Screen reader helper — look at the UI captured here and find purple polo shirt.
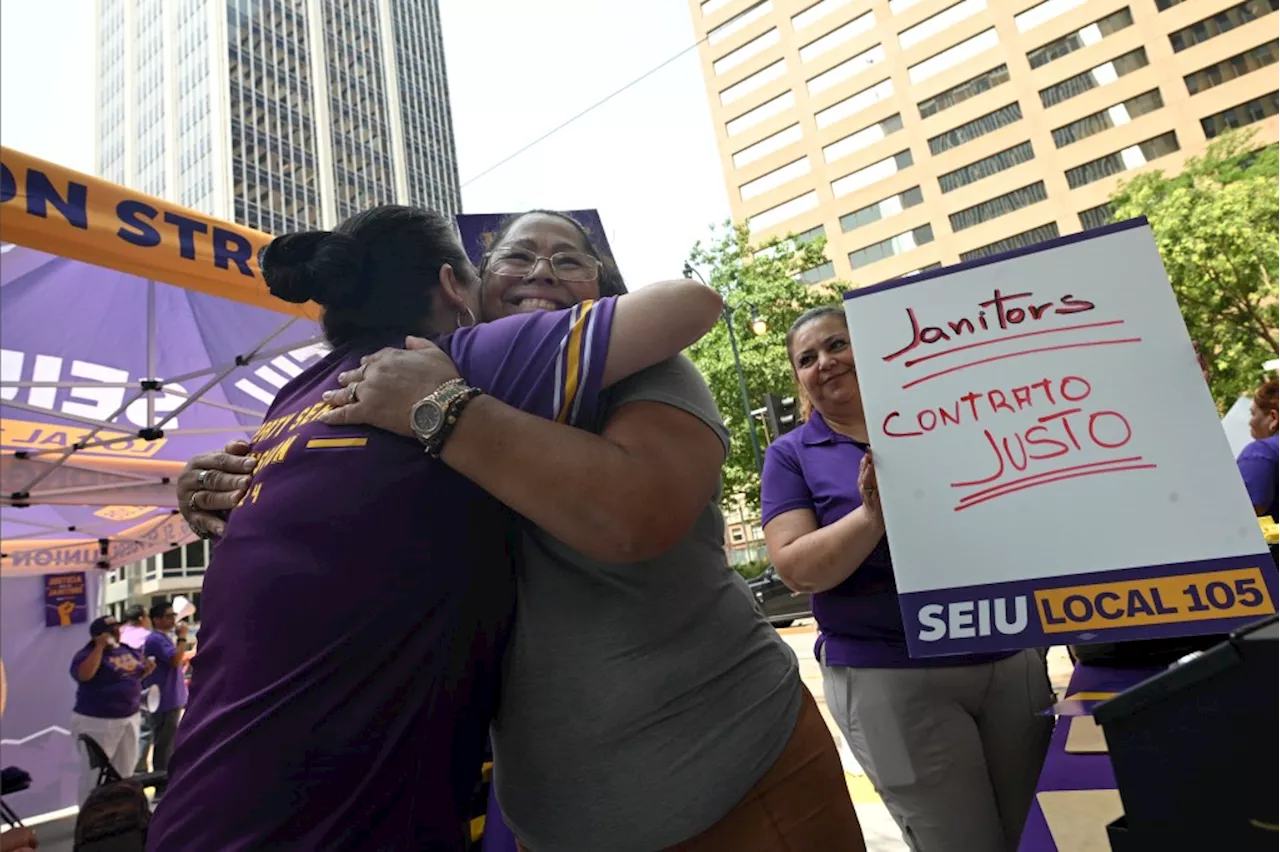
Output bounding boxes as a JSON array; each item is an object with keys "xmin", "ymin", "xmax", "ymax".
[
  {"xmin": 1237, "ymin": 435, "xmax": 1278, "ymax": 522},
  {"xmin": 761, "ymin": 412, "xmax": 1014, "ymax": 668},
  {"xmin": 148, "ymin": 300, "xmax": 615, "ymax": 852},
  {"xmin": 69, "ymin": 644, "xmax": 146, "ymax": 719},
  {"xmin": 142, "ymin": 631, "xmax": 188, "ymax": 713}
]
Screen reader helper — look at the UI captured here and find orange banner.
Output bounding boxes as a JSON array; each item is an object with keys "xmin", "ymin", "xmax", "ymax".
[{"xmin": 0, "ymin": 146, "xmax": 315, "ymax": 318}]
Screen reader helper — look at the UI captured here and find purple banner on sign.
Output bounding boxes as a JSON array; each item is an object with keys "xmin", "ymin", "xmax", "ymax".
[
  {"xmin": 455, "ymin": 210, "xmax": 614, "ymax": 267},
  {"xmin": 43, "ymin": 572, "xmax": 87, "ymax": 627},
  {"xmin": 900, "ymin": 552, "xmax": 1277, "ymax": 657}
]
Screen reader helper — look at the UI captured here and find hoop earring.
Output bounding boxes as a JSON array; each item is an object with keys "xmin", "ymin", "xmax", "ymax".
[{"xmin": 456, "ymin": 305, "xmax": 477, "ymax": 328}]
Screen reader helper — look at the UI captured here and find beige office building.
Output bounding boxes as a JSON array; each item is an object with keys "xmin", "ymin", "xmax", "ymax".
[{"xmin": 689, "ymin": 0, "xmax": 1279, "ymax": 284}]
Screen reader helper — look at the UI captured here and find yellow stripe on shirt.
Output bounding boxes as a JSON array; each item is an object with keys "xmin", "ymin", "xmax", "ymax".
[
  {"xmin": 556, "ymin": 299, "xmax": 596, "ymax": 423},
  {"xmin": 305, "ymin": 437, "xmax": 369, "ymax": 449}
]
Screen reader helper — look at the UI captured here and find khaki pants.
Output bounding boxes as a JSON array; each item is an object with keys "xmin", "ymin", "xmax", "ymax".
[
  {"xmin": 70, "ymin": 711, "xmax": 141, "ymax": 804},
  {"xmin": 821, "ymin": 648, "xmax": 1054, "ymax": 852},
  {"xmin": 516, "ymin": 688, "xmax": 865, "ymax": 852}
]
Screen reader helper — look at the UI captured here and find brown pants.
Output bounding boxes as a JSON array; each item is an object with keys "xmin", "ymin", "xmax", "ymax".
[{"xmin": 516, "ymin": 687, "xmax": 865, "ymax": 852}]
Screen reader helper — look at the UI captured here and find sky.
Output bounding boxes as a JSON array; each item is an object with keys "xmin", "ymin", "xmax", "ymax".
[{"xmin": 0, "ymin": 0, "xmax": 731, "ymax": 288}]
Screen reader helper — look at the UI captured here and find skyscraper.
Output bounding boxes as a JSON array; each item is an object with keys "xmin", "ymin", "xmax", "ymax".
[
  {"xmin": 689, "ymin": 0, "xmax": 1279, "ymax": 283},
  {"xmin": 94, "ymin": 0, "xmax": 460, "ymax": 234}
]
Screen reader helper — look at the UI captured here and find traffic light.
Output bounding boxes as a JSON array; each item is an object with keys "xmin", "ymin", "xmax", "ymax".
[{"xmin": 763, "ymin": 393, "xmax": 799, "ymax": 439}]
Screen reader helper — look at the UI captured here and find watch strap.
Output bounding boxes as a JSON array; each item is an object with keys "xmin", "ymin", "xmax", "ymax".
[{"xmin": 424, "ymin": 386, "xmax": 483, "ymax": 458}]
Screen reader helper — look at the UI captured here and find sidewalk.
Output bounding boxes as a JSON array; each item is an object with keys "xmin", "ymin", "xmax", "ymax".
[{"xmin": 777, "ymin": 623, "xmax": 1076, "ymax": 852}]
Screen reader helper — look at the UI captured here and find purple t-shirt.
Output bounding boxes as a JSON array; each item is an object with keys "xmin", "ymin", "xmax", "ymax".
[
  {"xmin": 69, "ymin": 644, "xmax": 146, "ymax": 718},
  {"xmin": 142, "ymin": 631, "xmax": 188, "ymax": 713},
  {"xmin": 148, "ymin": 300, "xmax": 615, "ymax": 852},
  {"xmin": 1237, "ymin": 435, "xmax": 1278, "ymax": 522},
  {"xmin": 761, "ymin": 412, "xmax": 1014, "ymax": 669}
]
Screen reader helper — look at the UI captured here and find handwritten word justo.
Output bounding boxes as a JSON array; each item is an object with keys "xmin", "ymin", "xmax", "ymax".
[
  {"xmin": 954, "ymin": 407, "xmax": 1136, "ymax": 490},
  {"xmin": 882, "ymin": 375, "xmax": 1092, "ymax": 438},
  {"xmin": 885, "ymin": 290, "xmax": 1095, "ymax": 363}
]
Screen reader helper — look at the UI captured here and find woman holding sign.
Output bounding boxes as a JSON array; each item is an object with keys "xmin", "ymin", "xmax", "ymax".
[{"xmin": 761, "ymin": 306, "xmax": 1053, "ymax": 852}]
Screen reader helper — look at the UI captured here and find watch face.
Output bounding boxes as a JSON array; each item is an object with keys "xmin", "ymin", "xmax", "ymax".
[{"xmin": 412, "ymin": 401, "xmax": 445, "ymax": 437}]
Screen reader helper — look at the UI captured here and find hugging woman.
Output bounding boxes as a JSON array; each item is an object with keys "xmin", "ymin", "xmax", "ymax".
[{"xmin": 176, "ymin": 210, "xmax": 866, "ymax": 851}]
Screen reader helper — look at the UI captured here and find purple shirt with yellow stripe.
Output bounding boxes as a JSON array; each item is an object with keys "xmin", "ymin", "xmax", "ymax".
[{"xmin": 148, "ymin": 300, "xmax": 616, "ymax": 852}]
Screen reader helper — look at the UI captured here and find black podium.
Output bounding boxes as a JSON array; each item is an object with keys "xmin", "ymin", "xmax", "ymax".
[{"xmin": 1094, "ymin": 615, "xmax": 1278, "ymax": 851}]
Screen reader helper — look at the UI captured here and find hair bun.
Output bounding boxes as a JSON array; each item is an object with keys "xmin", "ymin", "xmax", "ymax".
[{"xmin": 261, "ymin": 231, "xmax": 365, "ymax": 307}]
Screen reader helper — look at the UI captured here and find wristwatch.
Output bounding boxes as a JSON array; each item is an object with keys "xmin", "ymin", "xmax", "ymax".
[{"xmin": 410, "ymin": 379, "xmax": 483, "ymax": 457}]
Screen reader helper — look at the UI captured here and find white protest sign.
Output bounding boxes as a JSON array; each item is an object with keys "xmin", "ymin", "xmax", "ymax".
[{"xmin": 844, "ymin": 220, "xmax": 1275, "ymax": 658}]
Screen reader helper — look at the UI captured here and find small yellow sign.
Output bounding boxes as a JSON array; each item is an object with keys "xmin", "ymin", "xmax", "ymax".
[{"xmin": 0, "ymin": 417, "xmax": 166, "ymax": 458}]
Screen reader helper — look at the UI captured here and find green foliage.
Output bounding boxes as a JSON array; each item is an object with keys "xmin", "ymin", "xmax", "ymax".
[
  {"xmin": 685, "ymin": 221, "xmax": 843, "ymax": 506},
  {"xmin": 1109, "ymin": 130, "xmax": 1279, "ymax": 411},
  {"xmin": 732, "ymin": 558, "xmax": 771, "ymax": 582}
]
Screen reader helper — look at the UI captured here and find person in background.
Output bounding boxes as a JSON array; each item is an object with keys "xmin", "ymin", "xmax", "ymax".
[
  {"xmin": 141, "ymin": 601, "xmax": 190, "ymax": 799},
  {"xmin": 118, "ymin": 606, "xmax": 150, "ymax": 651},
  {"xmin": 761, "ymin": 306, "xmax": 1053, "ymax": 852},
  {"xmin": 118, "ymin": 605, "xmax": 154, "ymax": 774},
  {"xmin": 69, "ymin": 616, "xmax": 155, "ymax": 803},
  {"xmin": 1237, "ymin": 376, "xmax": 1278, "ymax": 522}
]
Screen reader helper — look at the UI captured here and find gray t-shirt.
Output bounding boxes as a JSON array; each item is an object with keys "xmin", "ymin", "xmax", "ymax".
[{"xmin": 492, "ymin": 356, "xmax": 803, "ymax": 851}]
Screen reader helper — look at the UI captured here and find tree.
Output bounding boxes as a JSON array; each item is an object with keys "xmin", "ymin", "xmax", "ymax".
[
  {"xmin": 1109, "ymin": 130, "xmax": 1278, "ymax": 411},
  {"xmin": 684, "ymin": 221, "xmax": 841, "ymax": 506}
]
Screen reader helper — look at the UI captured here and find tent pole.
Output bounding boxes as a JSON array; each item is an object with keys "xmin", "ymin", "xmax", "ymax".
[
  {"xmin": 10, "ymin": 389, "xmax": 149, "ymax": 496},
  {"xmin": 146, "ymin": 280, "xmax": 156, "ymax": 429}
]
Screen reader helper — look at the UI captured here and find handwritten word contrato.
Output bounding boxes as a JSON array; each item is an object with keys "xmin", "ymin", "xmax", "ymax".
[
  {"xmin": 884, "ymin": 290, "xmax": 1096, "ymax": 364},
  {"xmin": 883, "ymin": 375, "xmax": 1093, "ymax": 438}
]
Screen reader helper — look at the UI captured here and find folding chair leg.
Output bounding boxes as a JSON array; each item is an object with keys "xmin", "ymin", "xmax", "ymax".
[{"xmin": 0, "ymin": 798, "xmax": 24, "ymax": 829}]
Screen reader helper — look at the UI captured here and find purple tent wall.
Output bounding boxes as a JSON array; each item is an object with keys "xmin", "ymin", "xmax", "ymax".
[{"xmin": 0, "ymin": 572, "xmax": 102, "ymax": 818}]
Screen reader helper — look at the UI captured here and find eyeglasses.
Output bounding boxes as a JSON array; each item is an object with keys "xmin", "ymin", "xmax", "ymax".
[{"xmin": 486, "ymin": 249, "xmax": 601, "ymax": 283}]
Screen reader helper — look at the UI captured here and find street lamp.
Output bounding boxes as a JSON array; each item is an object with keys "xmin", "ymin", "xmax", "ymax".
[{"xmin": 683, "ymin": 262, "xmax": 767, "ymax": 472}]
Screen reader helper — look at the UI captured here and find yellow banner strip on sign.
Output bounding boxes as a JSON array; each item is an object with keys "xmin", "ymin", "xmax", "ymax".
[{"xmin": 1035, "ymin": 567, "xmax": 1275, "ymax": 634}]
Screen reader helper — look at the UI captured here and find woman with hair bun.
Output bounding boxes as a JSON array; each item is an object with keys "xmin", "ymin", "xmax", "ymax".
[{"xmin": 147, "ymin": 205, "xmax": 722, "ymax": 851}]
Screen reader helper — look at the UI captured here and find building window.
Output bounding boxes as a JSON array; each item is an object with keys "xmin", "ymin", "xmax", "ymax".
[
  {"xmin": 728, "ymin": 525, "xmax": 748, "ymax": 544},
  {"xmin": 1064, "ymin": 131, "xmax": 1181, "ymax": 188},
  {"xmin": 1155, "ymin": 0, "xmax": 1185, "ymax": 9},
  {"xmin": 1039, "ymin": 48, "xmax": 1149, "ymax": 108},
  {"xmin": 733, "ymin": 123, "xmax": 803, "ymax": 167},
  {"xmin": 1185, "ymin": 41, "xmax": 1279, "ymax": 95},
  {"xmin": 949, "ymin": 181, "xmax": 1048, "ymax": 231},
  {"xmin": 938, "ymin": 141, "xmax": 1035, "ymax": 193},
  {"xmin": 1170, "ymin": 0, "xmax": 1278, "ymax": 53},
  {"xmin": 162, "ymin": 549, "xmax": 183, "ymax": 578},
  {"xmin": 815, "ymin": 78, "xmax": 894, "ymax": 129},
  {"xmin": 823, "ymin": 113, "xmax": 904, "ymax": 164},
  {"xmin": 793, "ymin": 0, "xmax": 855, "ymax": 30},
  {"xmin": 841, "ymin": 185, "xmax": 925, "ymax": 232},
  {"xmin": 721, "ymin": 59, "xmax": 787, "ymax": 106},
  {"xmin": 714, "ymin": 28, "xmax": 781, "ymax": 76},
  {"xmin": 807, "ymin": 44, "xmax": 885, "ymax": 95},
  {"xmin": 909, "ymin": 28, "xmax": 1000, "ymax": 85},
  {"xmin": 796, "ymin": 224, "xmax": 826, "ymax": 244},
  {"xmin": 749, "ymin": 190, "xmax": 820, "ymax": 232},
  {"xmin": 727, "ymin": 91, "xmax": 795, "ymax": 136},
  {"xmin": 1051, "ymin": 89, "xmax": 1164, "ymax": 148},
  {"xmin": 1026, "ymin": 7, "xmax": 1134, "ymax": 69},
  {"xmin": 831, "ymin": 149, "xmax": 914, "ymax": 198},
  {"xmin": 899, "ymin": 0, "xmax": 988, "ymax": 51},
  {"xmin": 1201, "ymin": 92, "xmax": 1280, "ymax": 138},
  {"xmin": 928, "ymin": 102, "xmax": 1023, "ymax": 155},
  {"xmin": 849, "ymin": 224, "xmax": 935, "ymax": 269},
  {"xmin": 901, "ymin": 262, "xmax": 944, "ymax": 276},
  {"xmin": 798, "ymin": 261, "xmax": 836, "ymax": 283},
  {"xmin": 960, "ymin": 223, "xmax": 1061, "ymax": 261},
  {"xmin": 800, "ymin": 12, "xmax": 877, "ymax": 63},
  {"xmin": 709, "ymin": 1, "xmax": 774, "ymax": 45},
  {"xmin": 702, "ymin": 0, "xmax": 733, "ymax": 15},
  {"xmin": 1015, "ymin": 0, "xmax": 1087, "ymax": 32},
  {"xmin": 918, "ymin": 64, "xmax": 1010, "ymax": 119},
  {"xmin": 741, "ymin": 157, "xmax": 812, "ymax": 200},
  {"xmin": 1078, "ymin": 202, "xmax": 1115, "ymax": 230}
]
